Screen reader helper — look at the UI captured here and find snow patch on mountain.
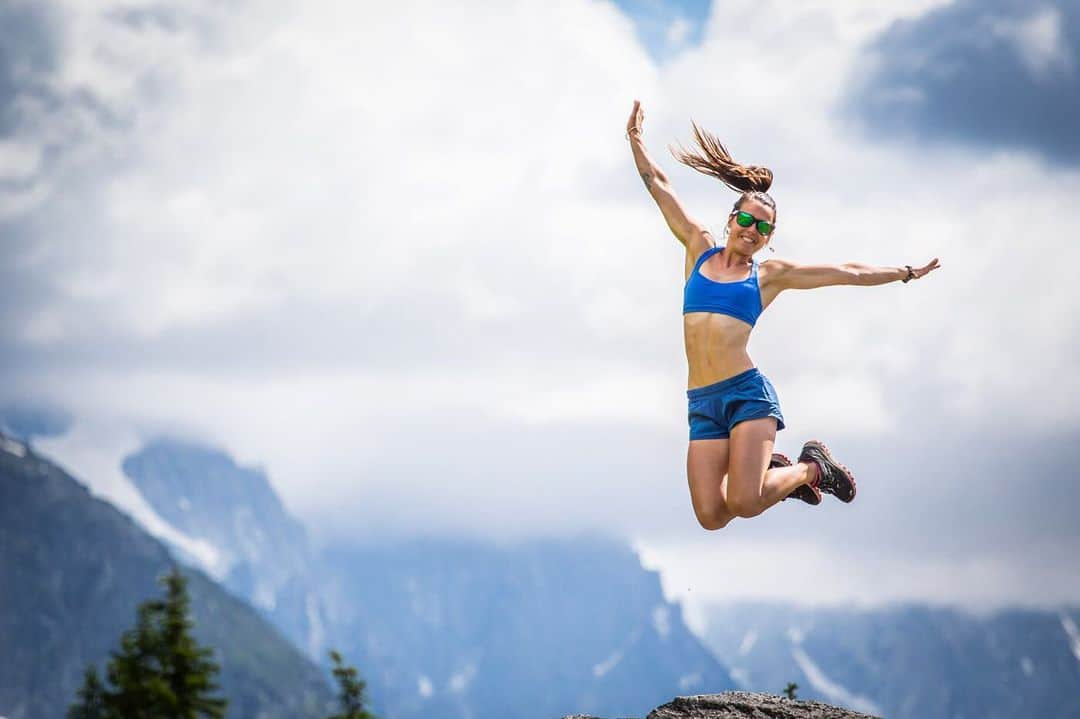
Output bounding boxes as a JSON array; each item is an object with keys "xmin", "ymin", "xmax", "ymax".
[
  {"xmin": 677, "ymin": 672, "xmax": 701, "ymax": 690},
  {"xmin": 447, "ymin": 662, "xmax": 477, "ymax": 693},
  {"xmin": 234, "ymin": 506, "xmax": 266, "ymax": 563},
  {"xmin": 652, "ymin": 605, "xmax": 671, "ymax": 639},
  {"xmin": 32, "ymin": 424, "xmax": 236, "ymax": 581},
  {"xmin": 593, "ymin": 648, "xmax": 624, "ymax": 678},
  {"xmin": 254, "ymin": 580, "xmax": 277, "ymax": 611},
  {"xmin": 738, "ymin": 628, "xmax": 758, "ymax": 655},
  {"xmin": 1061, "ymin": 613, "xmax": 1080, "ymax": 664},
  {"xmin": 306, "ymin": 592, "xmax": 325, "ymax": 660},
  {"xmin": 791, "ymin": 646, "xmax": 883, "ymax": 717},
  {"xmin": 593, "ymin": 626, "xmax": 644, "ymax": 678},
  {"xmin": 160, "ymin": 524, "xmax": 230, "ymax": 580},
  {"xmin": 0, "ymin": 435, "xmax": 27, "ymax": 457}
]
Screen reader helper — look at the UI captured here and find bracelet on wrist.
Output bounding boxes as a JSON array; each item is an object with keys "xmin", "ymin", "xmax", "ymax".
[{"xmin": 901, "ymin": 265, "xmax": 914, "ymax": 283}]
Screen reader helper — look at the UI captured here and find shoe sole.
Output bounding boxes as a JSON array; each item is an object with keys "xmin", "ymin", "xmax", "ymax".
[
  {"xmin": 802, "ymin": 440, "xmax": 856, "ymax": 503},
  {"xmin": 771, "ymin": 452, "xmax": 791, "ymax": 468},
  {"xmin": 772, "ymin": 452, "xmax": 822, "ymax": 506}
]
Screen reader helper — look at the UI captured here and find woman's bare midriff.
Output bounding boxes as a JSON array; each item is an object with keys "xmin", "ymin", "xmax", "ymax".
[{"xmin": 683, "ymin": 312, "xmax": 755, "ymax": 389}]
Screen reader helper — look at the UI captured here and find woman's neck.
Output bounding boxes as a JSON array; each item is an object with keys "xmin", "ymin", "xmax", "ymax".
[{"xmin": 720, "ymin": 245, "xmax": 753, "ymax": 268}]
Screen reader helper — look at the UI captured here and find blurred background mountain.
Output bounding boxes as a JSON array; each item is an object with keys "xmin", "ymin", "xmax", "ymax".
[
  {"xmin": 0, "ymin": 429, "xmax": 334, "ymax": 719},
  {"xmin": 2, "ymin": 427, "xmax": 1078, "ymax": 718}
]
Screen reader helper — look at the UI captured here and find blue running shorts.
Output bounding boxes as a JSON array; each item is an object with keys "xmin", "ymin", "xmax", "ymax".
[{"xmin": 687, "ymin": 367, "xmax": 786, "ymax": 440}]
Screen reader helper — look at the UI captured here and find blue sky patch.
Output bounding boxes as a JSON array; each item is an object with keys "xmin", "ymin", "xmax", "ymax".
[{"xmin": 611, "ymin": 0, "xmax": 711, "ymax": 63}]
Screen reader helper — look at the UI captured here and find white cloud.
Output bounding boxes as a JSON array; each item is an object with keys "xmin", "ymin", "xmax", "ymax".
[
  {"xmin": 665, "ymin": 16, "xmax": 692, "ymax": 47},
  {"xmin": 4, "ymin": 0, "xmax": 1080, "ymax": 609},
  {"xmin": 32, "ymin": 419, "xmax": 232, "ymax": 579},
  {"xmin": 633, "ymin": 533, "xmax": 1080, "ymax": 637},
  {"xmin": 0, "ymin": 139, "xmax": 42, "ymax": 180},
  {"xmin": 994, "ymin": 5, "xmax": 1074, "ymax": 80}
]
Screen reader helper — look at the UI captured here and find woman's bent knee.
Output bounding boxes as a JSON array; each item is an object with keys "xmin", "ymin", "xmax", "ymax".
[
  {"xmin": 695, "ymin": 506, "xmax": 733, "ymax": 530},
  {"xmin": 698, "ymin": 516, "xmax": 731, "ymax": 531},
  {"xmin": 726, "ymin": 496, "xmax": 762, "ymax": 519}
]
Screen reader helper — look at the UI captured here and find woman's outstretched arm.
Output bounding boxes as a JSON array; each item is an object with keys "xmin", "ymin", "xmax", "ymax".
[
  {"xmin": 626, "ymin": 100, "xmax": 708, "ymax": 249},
  {"xmin": 766, "ymin": 257, "xmax": 941, "ymax": 290}
]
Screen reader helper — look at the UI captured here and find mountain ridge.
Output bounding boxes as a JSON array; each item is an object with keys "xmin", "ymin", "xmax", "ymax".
[
  {"xmin": 0, "ymin": 429, "xmax": 336, "ymax": 719},
  {"xmin": 116, "ymin": 435, "xmax": 739, "ymax": 719}
]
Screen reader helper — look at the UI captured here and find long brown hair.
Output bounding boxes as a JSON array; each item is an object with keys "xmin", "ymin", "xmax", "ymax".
[{"xmin": 668, "ymin": 119, "xmax": 777, "ymax": 223}]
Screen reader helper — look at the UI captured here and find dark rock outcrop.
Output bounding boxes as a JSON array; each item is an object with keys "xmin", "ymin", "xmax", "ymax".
[{"xmin": 562, "ymin": 691, "xmax": 882, "ymax": 719}]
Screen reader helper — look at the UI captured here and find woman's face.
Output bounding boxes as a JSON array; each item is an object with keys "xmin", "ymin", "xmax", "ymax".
[{"xmin": 726, "ymin": 197, "xmax": 776, "ymax": 254}]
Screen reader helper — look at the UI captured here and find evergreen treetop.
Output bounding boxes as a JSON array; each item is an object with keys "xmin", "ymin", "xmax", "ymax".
[
  {"xmin": 68, "ymin": 566, "xmax": 227, "ymax": 719},
  {"xmin": 328, "ymin": 649, "xmax": 376, "ymax": 719}
]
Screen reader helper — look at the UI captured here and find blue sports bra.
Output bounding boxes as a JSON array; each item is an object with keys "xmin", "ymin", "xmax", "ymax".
[{"xmin": 683, "ymin": 246, "xmax": 764, "ymax": 326}]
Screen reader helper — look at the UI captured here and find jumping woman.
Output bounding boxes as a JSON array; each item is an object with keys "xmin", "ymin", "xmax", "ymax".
[{"xmin": 625, "ymin": 99, "xmax": 940, "ymax": 530}]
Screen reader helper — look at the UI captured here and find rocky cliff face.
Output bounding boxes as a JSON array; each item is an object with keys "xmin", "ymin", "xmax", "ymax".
[{"xmin": 564, "ymin": 691, "xmax": 881, "ymax": 719}]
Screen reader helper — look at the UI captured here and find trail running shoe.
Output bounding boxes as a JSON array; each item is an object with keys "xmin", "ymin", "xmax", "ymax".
[
  {"xmin": 773, "ymin": 452, "xmax": 822, "ymax": 505},
  {"xmin": 797, "ymin": 440, "xmax": 856, "ymax": 503}
]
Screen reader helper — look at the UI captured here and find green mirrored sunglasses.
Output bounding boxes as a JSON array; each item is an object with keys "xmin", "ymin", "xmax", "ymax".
[{"xmin": 732, "ymin": 210, "xmax": 775, "ymax": 236}]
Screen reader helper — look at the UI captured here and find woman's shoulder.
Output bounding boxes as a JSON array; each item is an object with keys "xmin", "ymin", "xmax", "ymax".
[
  {"xmin": 757, "ymin": 256, "xmax": 796, "ymax": 284},
  {"xmin": 683, "ymin": 241, "xmax": 720, "ymax": 283},
  {"xmin": 759, "ymin": 255, "xmax": 795, "ymax": 271}
]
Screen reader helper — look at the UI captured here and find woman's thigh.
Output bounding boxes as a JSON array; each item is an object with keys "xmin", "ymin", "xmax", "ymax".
[
  {"xmin": 687, "ymin": 438, "xmax": 730, "ymax": 519},
  {"xmin": 725, "ymin": 416, "xmax": 778, "ymax": 515}
]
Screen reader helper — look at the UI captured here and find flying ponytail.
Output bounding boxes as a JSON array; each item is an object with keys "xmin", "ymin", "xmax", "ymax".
[{"xmin": 668, "ymin": 119, "xmax": 777, "ymax": 223}]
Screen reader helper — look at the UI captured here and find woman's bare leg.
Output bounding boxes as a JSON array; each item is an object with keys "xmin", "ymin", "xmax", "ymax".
[
  {"xmin": 686, "ymin": 438, "xmax": 736, "ymax": 530},
  {"xmin": 759, "ymin": 463, "xmax": 817, "ymax": 509},
  {"xmin": 725, "ymin": 417, "xmax": 817, "ymax": 518}
]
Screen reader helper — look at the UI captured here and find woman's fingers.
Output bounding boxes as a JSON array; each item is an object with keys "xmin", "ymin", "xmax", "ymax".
[
  {"xmin": 916, "ymin": 258, "xmax": 940, "ymax": 279},
  {"xmin": 627, "ymin": 99, "xmax": 644, "ymax": 133}
]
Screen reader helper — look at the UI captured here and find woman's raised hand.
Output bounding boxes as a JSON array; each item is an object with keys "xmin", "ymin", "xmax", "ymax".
[
  {"xmin": 911, "ymin": 258, "xmax": 941, "ymax": 281},
  {"xmin": 626, "ymin": 100, "xmax": 644, "ymax": 140}
]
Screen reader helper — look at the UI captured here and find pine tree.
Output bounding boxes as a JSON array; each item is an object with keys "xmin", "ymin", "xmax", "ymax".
[
  {"xmin": 328, "ymin": 649, "xmax": 376, "ymax": 719},
  {"xmin": 107, "ymin": 599, "xmax": 173, "ymax": 717},
  {"xmin": 67, "ymin": 664, "xmax": 108, "ymax": 719},
  {"xmin": 158, "ymin": 569, "xmax": 227, "ymax": 718},
  {"xmin": 67, "ymin": 566, "xmax": 228, "ymax": 719}
]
